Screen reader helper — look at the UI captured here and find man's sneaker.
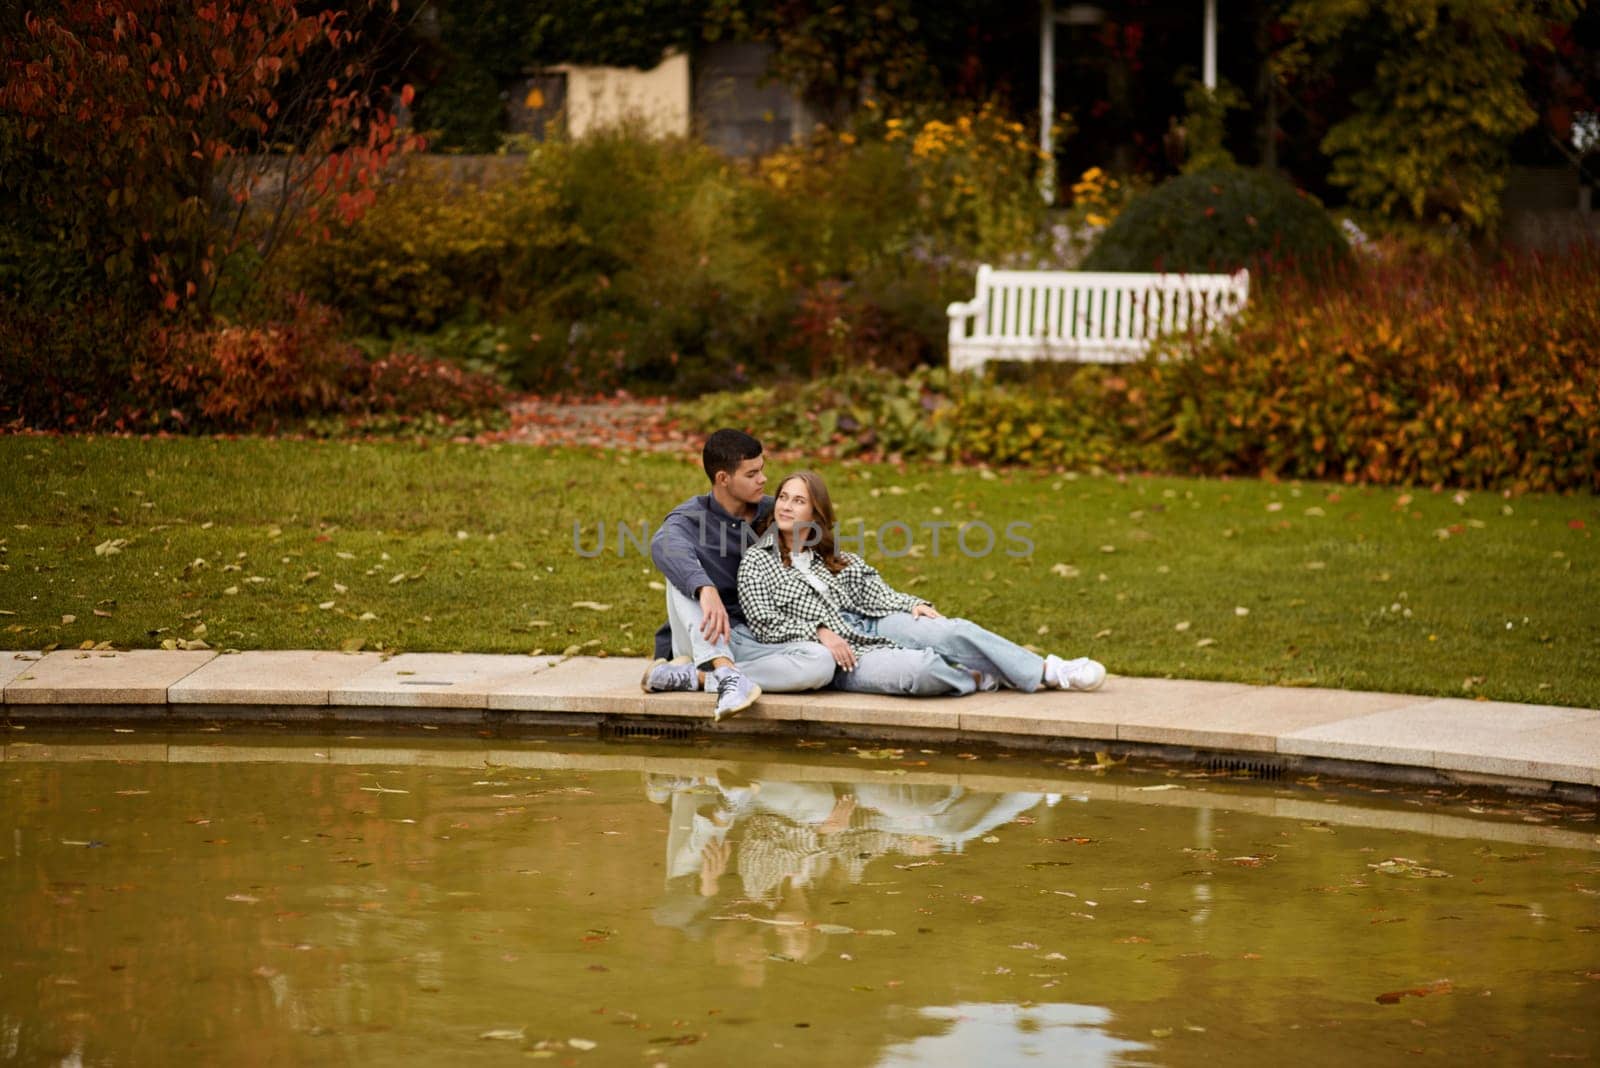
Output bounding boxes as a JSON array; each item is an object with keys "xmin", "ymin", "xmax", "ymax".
[
  {"xmin": 709, "ymin": 666, "xmax": 761, "ymax": 722},
  {"xmin": 1044, "ymin": 654, "xmax": 1107, "ymax": 692},
  {"xmin": 976, "ymin": 671, "xmax": 1001, "ymax": 692},
  {"xmin": 641, "ymin": 657, "xmax": 698, "ymax": 693}
]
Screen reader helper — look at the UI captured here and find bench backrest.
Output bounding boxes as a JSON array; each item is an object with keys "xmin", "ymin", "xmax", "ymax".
[{"xmin": 961, "ymin": 266, "xmax": 1249, "ymax": 345}]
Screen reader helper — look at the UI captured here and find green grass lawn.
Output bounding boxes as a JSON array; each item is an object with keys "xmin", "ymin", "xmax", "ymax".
[{"xmin": 2, "ymin": 436, "xmax": 1596, "ymax": 707}]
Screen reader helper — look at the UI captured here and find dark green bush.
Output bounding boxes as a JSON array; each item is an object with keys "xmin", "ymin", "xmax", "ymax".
[{"xmin": 1082, "ymin": 167, "xmax": 1348, "ymax": 281}]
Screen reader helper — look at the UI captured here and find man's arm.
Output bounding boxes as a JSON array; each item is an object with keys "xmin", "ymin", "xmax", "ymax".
[{"xmin": 650, "ymin": 510, "xmax": 713, "ymax": 599}]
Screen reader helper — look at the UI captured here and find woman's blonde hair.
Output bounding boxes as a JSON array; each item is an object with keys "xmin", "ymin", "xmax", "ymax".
[{"xmin": 758, "ymin": 470, "xmax": 849, "ymax": 574}]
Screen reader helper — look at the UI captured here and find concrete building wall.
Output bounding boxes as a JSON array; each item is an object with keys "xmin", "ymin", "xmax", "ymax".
[{"xmin": 551, "ymin": 52, "xmax": 692, "ymax": 139}]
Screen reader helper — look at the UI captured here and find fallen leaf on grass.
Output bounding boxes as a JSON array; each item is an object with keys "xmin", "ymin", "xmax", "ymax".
[{"xmin": 571, "ymin": 601, "xmax": 612, "ymax": 611}]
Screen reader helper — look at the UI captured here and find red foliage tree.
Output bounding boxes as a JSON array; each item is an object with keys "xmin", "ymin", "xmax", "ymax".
[{"xmin": 0, "ymin": 0, "xmax": 420, "ymax": 319}]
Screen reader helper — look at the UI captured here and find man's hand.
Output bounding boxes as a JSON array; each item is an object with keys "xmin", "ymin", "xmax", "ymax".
[
  {"xmin": 911, "ymin": 603, "xmax": 942, "ymax": 620},
  {"xmin": 699, "ymin": 838, "xmax": 730, "ymax": 897},
  {"xmin": 817, "ymin": 626, "xmax": 856, "ymax": 671},
  {"xmin": 698, "ymin": 586, "xmax": 731, "ymax": 644},
  {"xmin": 819, "ymin": 793, "xmax": 856, "ymax": 835}
]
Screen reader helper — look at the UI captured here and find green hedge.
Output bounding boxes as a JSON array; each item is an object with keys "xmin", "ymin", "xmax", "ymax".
[{"xmin": 1083, "ymin": 167, "xmax": 1348, "ymax": 282}]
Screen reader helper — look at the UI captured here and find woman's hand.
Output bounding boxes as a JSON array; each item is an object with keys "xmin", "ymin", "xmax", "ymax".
[
  {"xmin": 911, "ymin": 603, "xmax": 943, "ymax": 620},
  {"xmin": 816, "ymin": 626, "xmax": 856, "ymax": 671}
]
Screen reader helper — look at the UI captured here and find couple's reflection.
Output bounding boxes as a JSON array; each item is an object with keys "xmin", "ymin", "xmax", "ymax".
[{"xmin": 647, "ymin": 773, "xmax": 1044, "ymax": 955}]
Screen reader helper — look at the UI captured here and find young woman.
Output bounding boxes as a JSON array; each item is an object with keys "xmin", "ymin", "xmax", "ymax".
[{"xmin": 737, "ymin": 470, "xmax": 1107, "ymax": 697}]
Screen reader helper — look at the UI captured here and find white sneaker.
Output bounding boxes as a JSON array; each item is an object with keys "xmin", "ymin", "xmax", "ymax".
[
  {"xmin": 1044, "ymin": 654, "xmax": 1106, "ymax": 692},
  {"xmin": 641, "ymin": 656, "xmax": 697, "ymax": 693},
  {"xmin": 709, "ymin": 666, "xmax": 761, "ymax": 721}
]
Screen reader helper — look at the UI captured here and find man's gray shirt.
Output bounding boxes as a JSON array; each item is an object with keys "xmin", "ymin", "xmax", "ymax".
[{"xmin": 650, "ymin": 492, "xmax": 774, "ymax": 626}]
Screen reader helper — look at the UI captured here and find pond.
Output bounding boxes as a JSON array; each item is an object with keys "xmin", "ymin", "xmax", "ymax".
[{"xmin": 2, "ymin": 727, "xmax": 1597, "ymax": 1066}]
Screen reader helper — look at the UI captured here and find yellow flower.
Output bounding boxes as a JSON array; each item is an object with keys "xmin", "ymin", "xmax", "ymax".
[
  {"xmin": 839, "ymin": 132, "xmax": 857, "ymax": 145},
  {"xmin": 1086, "ymin": 213, "xmax": 1109, "ymax": 227}
]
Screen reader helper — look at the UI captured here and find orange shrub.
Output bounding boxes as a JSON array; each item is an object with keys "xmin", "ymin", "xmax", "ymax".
[{"xmin": 1143, "ymin": 244, "xmax": 1600, "ymax": 492}]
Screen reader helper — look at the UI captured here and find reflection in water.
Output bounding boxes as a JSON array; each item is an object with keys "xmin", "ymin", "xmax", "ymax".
[
  {"xmin": 879, "ymin": 1003, "xmax": 1151, "ymax": 1067},
  {"xmin": 649, "ymin": 775, "xmax": 1048, "ymax": 966},
  {"xmin": 1, "ymin": 732, "xmax": 1597, "ymax": 1066}
]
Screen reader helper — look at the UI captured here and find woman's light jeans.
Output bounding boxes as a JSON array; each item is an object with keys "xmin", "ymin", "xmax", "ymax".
[
  {"xmin": 832, "ymin": 611, "xmax": 976, "ymax": 696},
  {"xmin": 847, "ymin": 611, "xmax": 1047, "ymax": 694},
  {"xmin": 664, "ymin": 584, "xmax": 835, "ymax": 692}
]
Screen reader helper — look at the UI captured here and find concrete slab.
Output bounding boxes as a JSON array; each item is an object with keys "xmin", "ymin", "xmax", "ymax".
[
  {"xmin": 488, "ymin": 657, "xmax": 826, "ymax": 724},
  {"xmin": 330, "ymin": 653, "xmax": 560, "ymax": 709},
  {"xmin": 0, "ymin": 651, "xmax": 43, "ymax": 691},
  {"xmin": 169, "ymin": 650, "xmax": 386, "ymax": 705},
  {"xmin": 959, "ymin": 692, "xmax": 1123, "ymax": 741},
  {"xmin": 799, "ymin": 691, "xmax": 965, "ymax": 731},
  {"xmin": 959, "ymin": 676, "xmax": 1243, "ymax": 743},
  {"xmin": 489, "ymin": 656, "xmax": 676, "ymax": 715},
  {"xmin": 4, "ymin": 649, "xmax": 216, "ymax": 704},
  {"xmin": 1114, "ymin": 683, "xmax": 1428, "ymax": 751},
  {"xmin": 1280, "ymin": 698, "xmax": 1599, "ymax": 784}
]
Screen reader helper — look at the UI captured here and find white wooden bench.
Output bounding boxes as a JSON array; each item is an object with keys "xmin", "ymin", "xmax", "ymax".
[{"xmin": 946, "ymin": 265, "xmax": 1250, "ymax": 371}]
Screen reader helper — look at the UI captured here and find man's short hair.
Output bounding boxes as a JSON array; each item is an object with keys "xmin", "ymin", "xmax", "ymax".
[{"xmin": 702, "ymin": 429, "xmax": 763, "ymax": 483}]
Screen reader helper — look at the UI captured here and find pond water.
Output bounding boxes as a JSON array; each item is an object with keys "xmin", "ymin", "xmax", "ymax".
[{"xmin": 2, "ymin": 727, "xmax": 1597, "ymax": 1066}]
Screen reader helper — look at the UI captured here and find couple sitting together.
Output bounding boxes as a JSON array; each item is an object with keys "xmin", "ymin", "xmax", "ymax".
[{"xmin": 643, "ymin": 429, "xmax": 1107, "ymax": 720}]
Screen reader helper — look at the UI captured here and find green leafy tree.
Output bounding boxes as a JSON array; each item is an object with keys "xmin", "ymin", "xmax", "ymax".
[
  {"xmin": 703, "ymin": 0, "xmax": 1035, "ymax": 120},
  {"xmin": 1287, "ymin": 0, "xmax": 1583, "ymax": 229}
]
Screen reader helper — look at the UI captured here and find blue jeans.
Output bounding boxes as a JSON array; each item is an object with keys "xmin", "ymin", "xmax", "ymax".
[
  {"xmin": 664, "ymin": 585, "xmax": 835, "ymax": 692},
  {"xmin": 834, "ymin": 611, "xmax": 977, "ymax": 697},
  {"xmin": 868, "ymin": 611, "xmax": 1046, "ymax": 693}
]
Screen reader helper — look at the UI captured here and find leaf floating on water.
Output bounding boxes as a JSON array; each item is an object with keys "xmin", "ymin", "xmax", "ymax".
[
  {"xmin": 1375, "ymin": 979, "xmax": 1453, "ymax": 1005},
  {"xmin": 567, "ymin": 1038, "xmax": 596, "ymax": 1051},
  {"xmin": 477, "ymin": 1028, "xmax": 525, "ymax": 1042},
  {"xmin": 359, "ymin": 786, "xmax": 410, "ymax": 795},
  {"xmin": 1369, "ymin": 857, "xmax": 1450, "ymax": 879},
  {"xmin": 1093, "ymin": 751, "xmax": 1126, "ymax": 768},
  {"xmin": 225, "ymin": 893, "xmax": 259, "ymax": 904},
  {"xmin": 812, "ymin": 923, "xmax": 854, "ymax": 935}
]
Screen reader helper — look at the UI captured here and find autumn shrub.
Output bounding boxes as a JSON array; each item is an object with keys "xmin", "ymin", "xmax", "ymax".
[
  {"xmin": 279, "ymin": 168, "xmax": 554, "ymax": 335},
  {"xmin": 1143, "ymin": 243, "xmax": 1600, "ymax": 492},
  {"xmin": 152, "ymin": 294, "xmax": 365, "ymax": 430},
  {"xmin": 0, "ymin": 296, "xmax": 170, "ymax": 431},
  {"xmin": 506, "ymin": 130, "xmax": 789, "ymax": 393},
  {"xmin": 1083, "ymin": 167, "xmax": 1348, "ymax": 283},
  {"xmin": 676, "ymin": 364, "xmax": 1157, "ymax": 471}
]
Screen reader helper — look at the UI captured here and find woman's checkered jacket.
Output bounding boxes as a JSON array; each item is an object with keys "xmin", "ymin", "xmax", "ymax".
[{"xmin": 738, "ymin": 528, "xmax": 929, "ymax": 655}]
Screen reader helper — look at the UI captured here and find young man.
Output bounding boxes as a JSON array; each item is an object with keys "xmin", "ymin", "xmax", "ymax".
[{"xmin": 644, "ymin": 429, "xmax": 835, "ymax": 719}]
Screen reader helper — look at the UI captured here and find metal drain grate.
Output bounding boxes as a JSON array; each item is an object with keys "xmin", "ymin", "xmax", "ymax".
[
  {"xmin": 1203, "ymin": 755, "xmax": 1286, "ymax": 779},
  {"xmin": 600, "ymin": 719, "xmax": 696, "ymax": 742}
]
